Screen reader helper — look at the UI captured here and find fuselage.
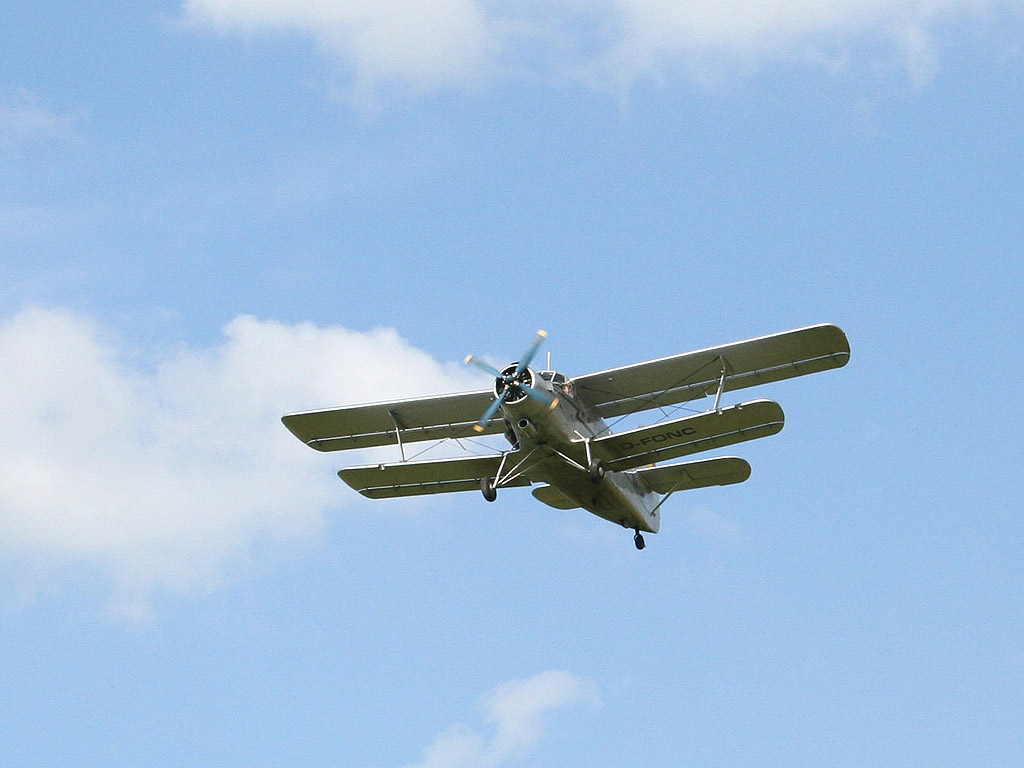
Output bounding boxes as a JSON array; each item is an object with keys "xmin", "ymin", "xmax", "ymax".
[{"xmin": 499, "ymin": 368, "xmax": 661, "ymax": 534}]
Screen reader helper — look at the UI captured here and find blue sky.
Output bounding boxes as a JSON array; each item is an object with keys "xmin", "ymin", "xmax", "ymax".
[{"xmin": 2, "ymin": 1, "xmax": 1023, "ymax": 766}]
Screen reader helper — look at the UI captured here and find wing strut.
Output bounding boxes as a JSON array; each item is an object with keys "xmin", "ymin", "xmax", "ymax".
[
  {"xmin": 573, "ymin": 430, "xmax": 596, "ymax": 466},
  {"xmin": 388, "ymin": 410, "xmax": 407, "ymax": 461},
  {"xmin": 713, "ymin": 357, "xmax": 728, "ymax": 411},
  {"xmin": 494, "ymin": 446, "xmax": 543, "ymax": 488},
  {"xmin": 649, "ymin": 475, "xmax": 688, "ymax": 517},
  {"xmin": 648, "ymin": 463, "xmax": 714, "ymax": 516}
]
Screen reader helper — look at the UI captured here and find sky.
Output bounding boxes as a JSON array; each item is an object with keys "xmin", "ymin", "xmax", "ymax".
[{"xmin": 2, "ymin": 1, "xmax": 1023, "ymax": 765}]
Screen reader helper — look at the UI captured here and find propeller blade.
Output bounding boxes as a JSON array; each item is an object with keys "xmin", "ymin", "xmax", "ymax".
[
  {"xmin": 514, "ymin": 330, "xmax": 548, "ymax": 376},
  {"xmin": 518, "ymin": 382, "xmax": 559, "ymax": 410},
  {"xmin": 464, "ymin": 354, "xmax": 503, "ymax": 378},
  {"xmin": 473, "ymin": 389, "xmax": 509, "ymax": 432}
]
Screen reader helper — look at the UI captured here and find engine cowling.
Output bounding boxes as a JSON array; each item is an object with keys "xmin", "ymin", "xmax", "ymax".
[{"xmin": 494, "ymin": 363, "xmax": 535, "ymax": 405}]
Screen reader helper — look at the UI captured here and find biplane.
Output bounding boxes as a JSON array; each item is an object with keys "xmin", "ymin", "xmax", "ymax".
[{"xmin": 282, "ymin": 324, "xmax": 849, "ymax": 549}]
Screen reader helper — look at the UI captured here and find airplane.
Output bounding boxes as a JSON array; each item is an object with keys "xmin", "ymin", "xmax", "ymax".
[{"xmin": 282, "ymin": 324, "xmax": 850, "ymax": 550}]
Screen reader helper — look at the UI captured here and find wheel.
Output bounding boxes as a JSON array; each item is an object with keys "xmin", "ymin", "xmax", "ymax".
[
  {"xmin": 588, "ymin": 459, "xmax": 605, "ymax": 483},
  {"xmin": 481, "ymin": 476, "xmax": 497, "ymax": 502},
  {"xmin": 633, "ymin": 531, "xmax": 646, "ymax": 550}
]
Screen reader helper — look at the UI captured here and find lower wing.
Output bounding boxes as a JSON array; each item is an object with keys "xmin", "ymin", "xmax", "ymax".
[
  {"xmin": 339, "ymin": 454, "xmax": 530, "ymax": 499},
  {"xmin": 593, "ymin": 399, "xmax": 785, "ymax": 471}
]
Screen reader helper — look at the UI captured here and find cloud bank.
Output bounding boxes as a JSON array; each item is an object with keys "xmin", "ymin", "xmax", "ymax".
[
  {"xmin": 402, "ymin": 670, "xmax": 600, "ymax": 768},
  {"xmin": 0, "ymin": 308, "xmax": 480, "ymax": 616},
  {"xmin": 181, "ymin": 0, "xmax": 1015, "ymax": 93}
]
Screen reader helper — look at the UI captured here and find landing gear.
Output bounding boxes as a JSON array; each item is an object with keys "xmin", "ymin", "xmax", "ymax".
[
  {"xmin": 481, "ymin": 476, "xmax": 497, "ymax": 502},
  {"xmin": 633, "ymin": 530, "xmax": 646, "ymax": 550},
  {"xmin": 588, "ymin": 459, "xmax": 605, "ymax": 483}
]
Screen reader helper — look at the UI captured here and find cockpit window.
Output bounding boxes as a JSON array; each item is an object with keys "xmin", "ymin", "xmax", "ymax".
[{"xmin": 540, "ymin": 371, "xmax": 568, "ymax": 385}]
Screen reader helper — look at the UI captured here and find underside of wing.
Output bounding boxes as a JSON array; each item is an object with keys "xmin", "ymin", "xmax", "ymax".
[
  {"xmin": 282, "ymin": 389, "xmax": 504, "ymax": 452},
  {"xmin": 594, "ymin": 399, "xmax": 785, "ymax": 471},
  {"xmin": 572, "ymin": 323, "xmax": 849, "ymax": 418},
  {"xmin": 631, "ymin": 456, "xmax": 751, "ymax": 494},
  {"xmin": 339, "ymin": 454, "xmax": 530, "ymax": 499}
]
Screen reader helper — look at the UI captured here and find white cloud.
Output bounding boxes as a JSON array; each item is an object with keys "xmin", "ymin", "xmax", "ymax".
[
  {"xmin": 0, "ymin": 308, "xmax": 481, "ymax": 616},
  {"xmin": 181, "ymin": 0, "xmax": 496, "ymax": 93},
  {"xmin": 402, "ymin": 670, "xmax": 600, "ymax": 768},
  {"xmin": 179, "ymin": 0, "xmax": 1016, "ymax": 94},
  {"xmin": 592, "ymin": 0, "xmax": 1002, "ymax": 85},
  {"xmin": 0, "ymin": 90, "xmax": 81, "ymax": 148}
]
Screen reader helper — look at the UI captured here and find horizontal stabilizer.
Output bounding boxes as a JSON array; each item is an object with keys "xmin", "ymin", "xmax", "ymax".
[
  {"xmin": 631, "ymin": 457, "xmax": 751, "ymax": 495},
  {"xmin": 595, "ymin": 399, "xmax": 784, "ymax": 471},
  {"xmin": 340, "ymin": 454, "xmax": 530, "ymax": 499},
  {"xmin": 531, "ymin": 484, "xmax": 579, "ymax": 510}
]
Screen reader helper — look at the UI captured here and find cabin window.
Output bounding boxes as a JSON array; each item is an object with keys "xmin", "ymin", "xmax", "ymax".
[{"xmin": 541, "ymin": 371, "xmax": 570, "ymax": 393}]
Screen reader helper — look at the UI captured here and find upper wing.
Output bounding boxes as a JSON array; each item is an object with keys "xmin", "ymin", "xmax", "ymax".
[
  {"xmin": 340, "ymin": 454, "xmax": 530, "ymax": 499},
  {"xmin": 282, "ymin": 389, "xmax": 503, "ymax": 452},
  {"xmin": 572, "ymin": 323, "xmax": 849, "ymax": 418}
]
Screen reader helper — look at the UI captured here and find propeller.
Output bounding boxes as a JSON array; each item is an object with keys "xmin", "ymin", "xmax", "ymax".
[{"xmin": 465, "ymin": 330, "xmax": 559, "ymax": 432}]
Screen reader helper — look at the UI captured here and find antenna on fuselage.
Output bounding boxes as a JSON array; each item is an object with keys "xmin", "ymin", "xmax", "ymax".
[{"xmin": 546, "ymin": 351, "xmax": 551, "ymax": 371}]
